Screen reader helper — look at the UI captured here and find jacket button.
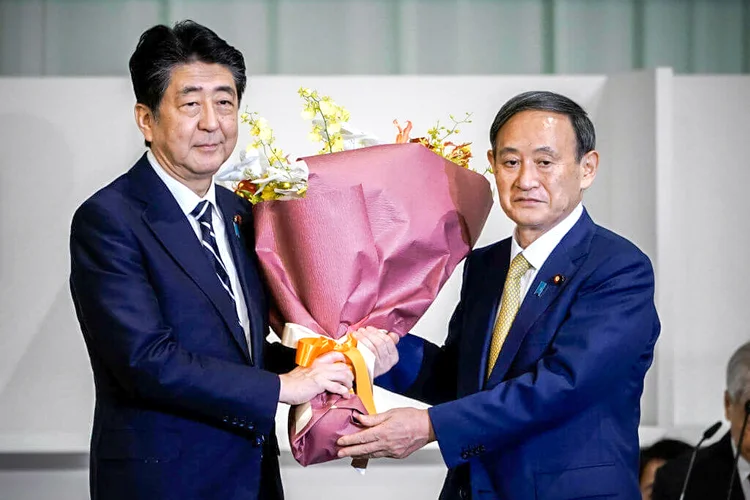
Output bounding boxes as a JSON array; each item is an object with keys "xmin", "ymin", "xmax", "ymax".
[
  {"xmin": 247, "ymin": 423, "xmax": 255, "ymax": 431},
  {"xmin": 458, "ymin": 487, "xmax": 469, "ymax": 499}
]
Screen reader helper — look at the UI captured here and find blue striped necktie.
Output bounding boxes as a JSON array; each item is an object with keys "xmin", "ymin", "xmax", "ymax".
[{"xmin": 190, "ymin": 200, "xmax": 237, "ymax": 307}]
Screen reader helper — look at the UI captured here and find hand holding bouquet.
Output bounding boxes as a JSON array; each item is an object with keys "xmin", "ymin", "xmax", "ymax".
[{"xmin": 218, "ymin": 89, "xmax": 493, "ymax": 467}]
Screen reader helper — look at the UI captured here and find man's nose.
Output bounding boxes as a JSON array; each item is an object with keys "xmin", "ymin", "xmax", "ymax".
[
  {"xmin": 516, "ymin": 160, "xmax": 539, "ymax": 190},
  {"xmin": 199, "ymin": 104, "xmax": 220, "ymax": 131}
]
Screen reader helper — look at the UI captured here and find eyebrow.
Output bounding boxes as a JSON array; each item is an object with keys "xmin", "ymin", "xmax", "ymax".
[
  {"xmin": 533, "ymin": 146, "xmax": 559, "ymax": 157},
  {"xmin": 179, "ymin": 85, "xmax": 237, "ymax": 97},
  {"xmin": 496, "ymin": 146, "xmax": 560, "ymax": 157},
  {"xmin": 496, "ymin": 147, "xmax": 519, "ymax": 156}
]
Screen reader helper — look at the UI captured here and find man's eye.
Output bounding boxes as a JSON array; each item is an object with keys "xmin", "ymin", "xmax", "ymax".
[
  {"xmin": 184, "ymin": 102, "xmax": 199, "ymax": 108},
  {"xmin": 504, "ymin": 160, "xmax": 519, "ymax": 167},
  {"xmin": 538, "ymin": 160, "xmax": 552, "ymax": 167}
]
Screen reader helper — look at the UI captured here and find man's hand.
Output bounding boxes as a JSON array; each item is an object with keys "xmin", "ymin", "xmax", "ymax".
[
  {"xmin": 336, "ymin": 407, "xmax": 435, "ymax": 459},
  {"xmin": 351, "ymin": 326, "xmax": 400, "ymax": 378},
  {"xmin": 278, "ymin": 352, "xmax": 354, "ymax": 405}
]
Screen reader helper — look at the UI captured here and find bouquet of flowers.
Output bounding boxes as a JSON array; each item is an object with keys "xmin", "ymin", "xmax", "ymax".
[{"xmin": 218, "ymin": 89, "xmax": 493, "ymax": 468}]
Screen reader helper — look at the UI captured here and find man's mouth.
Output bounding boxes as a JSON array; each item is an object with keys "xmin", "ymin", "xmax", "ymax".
[{"xmin": 514, "ymin": 197, "xmax": 543, "ymax": 204}]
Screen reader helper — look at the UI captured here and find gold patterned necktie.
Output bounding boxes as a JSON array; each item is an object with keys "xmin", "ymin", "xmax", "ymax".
[{"xmin": 486, "ymin": 253, "xmax": 532, "ymax": 378}]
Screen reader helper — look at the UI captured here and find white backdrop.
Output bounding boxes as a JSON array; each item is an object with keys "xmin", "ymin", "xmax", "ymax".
[
  {"xmin": 0, "ymin": 72, "xmax": 748, "ymax": 465},
  {"xmin": 662, "ymin": 75, "xmax": 750, "ymax": 428}
]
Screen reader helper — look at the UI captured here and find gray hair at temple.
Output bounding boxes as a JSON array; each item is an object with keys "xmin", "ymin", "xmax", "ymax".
[{"xmin": 726, "ymin": 341, "xmax": 750, "ymax": 403}]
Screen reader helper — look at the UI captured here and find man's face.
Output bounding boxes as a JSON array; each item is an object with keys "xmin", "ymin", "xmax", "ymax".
[
  {"xmin": 136, "ymin": 61, "xmax": 239, "ymax": 193},
  {"xmin": 487, "ymin": 110, "xmax": 597, "ymax": 245},
  {"xmin": 725, "ymin": 391, "xmax": 750, "ymax": 461}
]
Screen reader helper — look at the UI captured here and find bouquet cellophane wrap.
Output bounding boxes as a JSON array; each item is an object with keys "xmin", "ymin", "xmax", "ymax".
[{"xmin": 252, "ymin": 143, "xmax": 493, "ymax": 466}]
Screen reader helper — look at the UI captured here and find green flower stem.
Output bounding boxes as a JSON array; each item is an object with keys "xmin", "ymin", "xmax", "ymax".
[
  {"xmin": 306, "ymin": 94, "xmax": 333, "ymax": 154},
  {"xmin": 438, "ymin": 113, "xmax": 472, "ymax": 143}
]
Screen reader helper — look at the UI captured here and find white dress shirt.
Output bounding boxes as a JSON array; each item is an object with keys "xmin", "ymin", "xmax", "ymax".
[
  {"xmin": 147, "ymin": 151, "xmax": 252, "ymax": 357},
  {"xmin": 731, "ymin": 439, "xmax": 750, "ymax": 499},
  {"xmin": 507, "ymin": 202, "xmax": 584, "ymax": 304}
]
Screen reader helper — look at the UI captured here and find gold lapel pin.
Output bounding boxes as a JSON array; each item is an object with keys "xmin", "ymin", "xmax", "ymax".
[{"xmin": 552, "ymin": 274, "xmax": 565, "ymax": 285}]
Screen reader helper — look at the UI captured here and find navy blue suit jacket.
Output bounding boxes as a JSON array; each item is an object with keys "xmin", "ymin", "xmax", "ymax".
[
  {"xmin": 378, "ymin": 210, "xmax": 660, "ymax": 500},
  {"xmin": 69, "ymin": 154, "xmax": 295, "ymax": 500}
]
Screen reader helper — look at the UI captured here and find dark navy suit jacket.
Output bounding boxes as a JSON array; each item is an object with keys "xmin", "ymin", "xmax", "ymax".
[
  {"xmin": 69, "ymin": 154, "xmax": 295, "ymax": 500},
  {"xmin": 378, "ymin": 210, "xmax": 660, "ymax": 500},
  {"xmin": 652, "ymin": 432, "xmax": 744, "ymax": 500}
]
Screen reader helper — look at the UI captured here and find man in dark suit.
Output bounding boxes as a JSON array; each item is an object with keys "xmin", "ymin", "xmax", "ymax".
[
  {"xmin": 69, "ymin": 21, "xmax": 354, "ymax": 500},
  {"xmin": 652, "ymin": 341, "xmax": 750, "ymax": 500},
  {"xmin": 339, "ymin": 91, "xmax": 661, "ymax": 499}
]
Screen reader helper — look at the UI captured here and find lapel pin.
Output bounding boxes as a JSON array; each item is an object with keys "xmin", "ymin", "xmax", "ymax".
[
  {"xmin": 534, "ymin": 281, "xmax": 548, "ymax": 297},
  {"xmin": 552, "ymin": 274, "xmax": 566, "ymax": 285},
  {"xmin": 232, "ymin": 214, "xmax": 242, "ymax": 238}
]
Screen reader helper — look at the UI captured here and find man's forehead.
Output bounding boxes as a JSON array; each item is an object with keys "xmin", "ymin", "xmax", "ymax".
[
  {"xmin": 496, "ymin": 112, "xmax": 575, "ymax": 149},
  {"xmin": 167, "ymin": 62, "xmax": 236, "ymax": 91},
  {"xmin": 503, "ymin": 110, "xmax": 573, "ymax": 131}
]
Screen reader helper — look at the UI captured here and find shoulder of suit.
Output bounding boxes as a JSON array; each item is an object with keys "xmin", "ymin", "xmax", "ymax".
[
  {"xmin": 656, "ymin": 434, "xmax": 733, "ymax": 483},
  {"xmin": 590, "ymin": 223, "xmax": 637, "ymax": 251},
  {"xmin": 588, "ymin": 223, "xmax": 652, "ymax": 266},
  {"xmin": 73, "ymin": 172, "xmax": 134, "ymax": 220},
  {"xmin": 694, "ymin": 433, "xmax": 734, "ymax": 464},
  {"xmin": 471, "ymin": 237, "xmax": 511, "ymax": 257},
  {"xmin": 466, "ymin": 237, "xmax": 509, "ymax": 264}
]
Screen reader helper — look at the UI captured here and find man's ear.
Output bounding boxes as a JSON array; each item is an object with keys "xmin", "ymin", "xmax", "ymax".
[
  {"xmin": 580, "ymin": 150, "xmax": 599, "ymax": 190},
  {"xmin": 134, "ymin": 103, "xmax": 155, "ymax": 144},
  {"xmin": 724, "ymin": 390, "xmax": 732, "ymax": 421}
]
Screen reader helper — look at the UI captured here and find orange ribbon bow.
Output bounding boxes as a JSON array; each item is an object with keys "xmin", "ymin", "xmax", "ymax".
[{"xmin": 295, "ymin": 335, "xmax": 376, "ymax": 415}]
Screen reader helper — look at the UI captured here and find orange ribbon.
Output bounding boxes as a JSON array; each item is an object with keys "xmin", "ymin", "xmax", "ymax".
[{"xmin": 295, "ymin": 335, "xmax": 376, "ymax": 415}]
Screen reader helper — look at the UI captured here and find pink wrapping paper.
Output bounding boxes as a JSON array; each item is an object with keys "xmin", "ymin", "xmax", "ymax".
[{"xmin": 253, "ymin": 143, "xmax": 493, "ymax": 466}]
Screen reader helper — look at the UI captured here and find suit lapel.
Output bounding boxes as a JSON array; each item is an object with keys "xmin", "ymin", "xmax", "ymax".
[
  {"xmin": 127, "ymin": 156, "xmax": 252, "ymax": 363},
  {"xmin": 466, "ymin": 241, "xmax": 511, "ymax": 389},
  {"xmin": 485, "ymin": 211, "xmax": 596, "ymax": 386},
  {"xmin": 216, "ymin": 187, "xmax": 266, "ymax": 366}
]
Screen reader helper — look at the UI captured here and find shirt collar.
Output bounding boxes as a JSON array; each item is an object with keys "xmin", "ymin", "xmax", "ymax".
[
  {"xmin": 147, "ymin": 150, "xmax": 219, "ymax": 219},
  {"xmin": 511, "ymin": 203, "xmax": 584, "ymax": 270}
]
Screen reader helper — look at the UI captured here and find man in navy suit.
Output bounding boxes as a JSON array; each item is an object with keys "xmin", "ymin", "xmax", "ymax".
[
  {"xmin": 69, "ymin": 21, "xmax": 354, "ymax": 500},
  {"xmin": 339, "ymin": 91, "xmax": 661, "ymax": 499},
  {"xmin": 652, "ymin": 341, "xmax": 750, "ymax": 500}
]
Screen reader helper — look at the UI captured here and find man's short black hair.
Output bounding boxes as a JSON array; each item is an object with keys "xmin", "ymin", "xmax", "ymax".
[
  {"xmin": 129, "ymin": 20, "xmax": 246, "ymax": 146},
  {"xmin": 489, "ymin": 90, "xmax": 595, "ymax": 162}
]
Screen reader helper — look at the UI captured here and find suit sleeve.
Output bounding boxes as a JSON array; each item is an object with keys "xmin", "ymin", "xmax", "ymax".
[
  {"xmin": 239, "ymin": 194, "xmax": 298, "ymax": 377},
  {"xmin": 70, "ymin": 197, "xmax": 281, "ymax": 435},
  {"xmin": 375, "ymin": 257, "xmax": 472, "ymax": 405},
  {"xmin": 428, "ymin": 248, "xmax": 659, "ymax": 468},
  {"xmin": 263, "ymin": 341, "xmax": 297, "ymax": 375}
]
